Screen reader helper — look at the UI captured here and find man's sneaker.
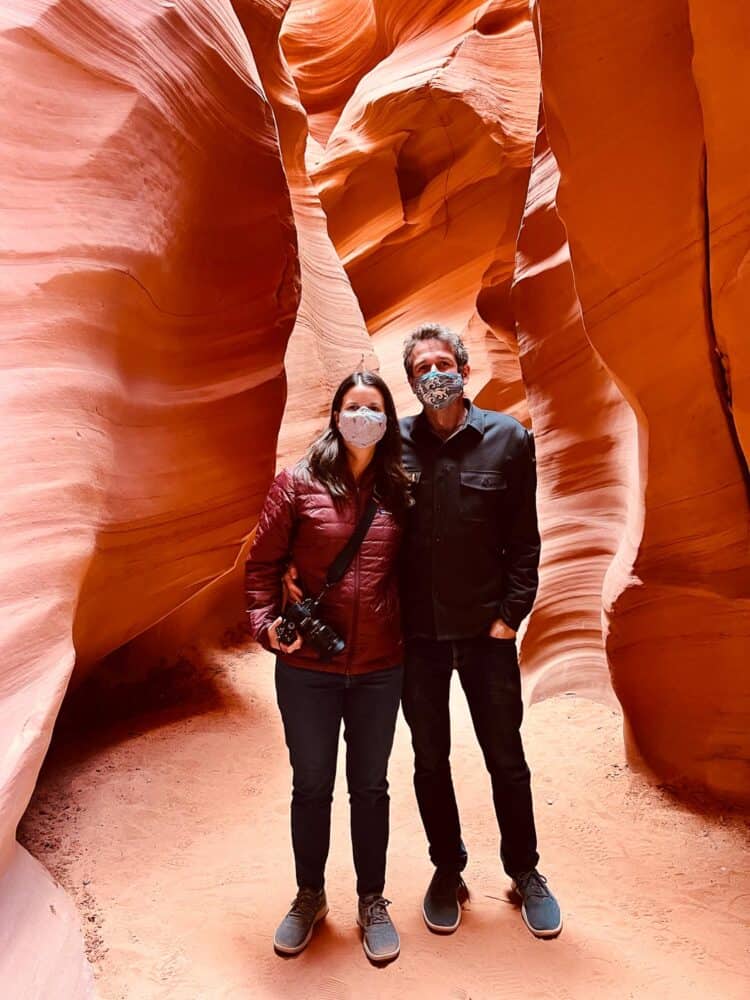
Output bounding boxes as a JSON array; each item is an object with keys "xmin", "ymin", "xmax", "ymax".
[
  {"xmin": 357, "ymin": 894, "xmax": 400, "ymax": 962},
  {"xmin": 511, "ymin": 869, "xmax": 562, "ymax": 938},
  {"xmin": 422, "ymin": 869, "xmax": 470, "ymax": 933},
  {"xmin": 273, "ymin": 888, "xmax": 328, "ymax": 954}
]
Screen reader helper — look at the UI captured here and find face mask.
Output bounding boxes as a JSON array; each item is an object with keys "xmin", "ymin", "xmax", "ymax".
[
  {"xmin": 338, "ymin": 407, "xmax": 387, "ymax": 448},
  {"xmin": 413, "ymin": 367, "xmax": 464, "ymax": 410}
]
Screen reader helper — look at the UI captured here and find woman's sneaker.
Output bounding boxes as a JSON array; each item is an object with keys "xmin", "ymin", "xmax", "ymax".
[
  {"xmin": 273, "ymin": 888, "xmax": 328, "ymax": 954},
  {"xmin": 511, "ymin": 869, "xmax": 562, "ymax": 938},
  {"xmin": 357, "ymin": 894, "xmax": 400, "ymax": 962},
  {"xmin": 422, "ymin": 869, "xmax": 470, "ymax": 933}
]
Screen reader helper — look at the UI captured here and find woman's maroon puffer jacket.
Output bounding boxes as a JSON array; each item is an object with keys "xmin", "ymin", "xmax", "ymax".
[{"xmin": 245, "ymin": 465, "xmax": 403, "ymax": 674}]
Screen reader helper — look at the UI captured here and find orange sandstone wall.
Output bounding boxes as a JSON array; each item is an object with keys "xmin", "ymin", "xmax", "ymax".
[
  {"xmin": 534, "ymin": 0, "xmax": 750, "ymax": 802},
  {"xmin": 281, "ymin": 0, "xmax": 384, "ymax": 146},
  {"xmin": 230, "ymin": 0, "xmax": 376, "ymax": 467},
  {"xmin": 687, "ymin": 0, "xmax": 750, "ymax": 467},
  {"xmin": 510, "ymin": 109, "xmax": 635, "ymax": 705},
  {"xmin": 100, "ymin": 0, "xmax": 379, "ymax": 661},
  {"xmin": 0, "ymin": 1, "xmax": 299, "ymax": 992},
  {"xmin": 284, "ymin": 0, "xmax": 750, "ymax": 803},
  {"xmin": 292, "ymin": 0, "xmax": 540, "ymax": 413},
  {"xmin": 3, "ymin": 3, "xmax": 749, "ymax": 993}
]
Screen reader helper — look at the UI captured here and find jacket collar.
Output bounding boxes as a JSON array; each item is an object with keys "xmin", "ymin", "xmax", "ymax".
[{"xmin": 411, "ymin": 399, "xmax": 485, "ymax": 443}]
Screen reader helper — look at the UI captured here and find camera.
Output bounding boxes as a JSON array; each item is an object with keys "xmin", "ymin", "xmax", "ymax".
[{"xmin": 276, "ymin": 598, "xmax": 346, "ymax": 660}]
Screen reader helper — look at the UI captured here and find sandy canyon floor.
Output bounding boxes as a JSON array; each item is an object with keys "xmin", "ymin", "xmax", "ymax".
[{"xmin": 21, "ymin": 637, "xmax": 750, "ymax": 1000}]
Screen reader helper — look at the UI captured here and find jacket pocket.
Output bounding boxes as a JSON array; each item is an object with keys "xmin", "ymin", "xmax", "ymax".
[
  {"xmin": 405, "ymin": 469, "xmax": 422, "ymax": 507},
  {"xmin": 459, "ymin": 470, "xmax": 506, "ymax": 491},
  {"xmin": 459, "ymin": 470, "xmax": 506, "ymax": 522}
]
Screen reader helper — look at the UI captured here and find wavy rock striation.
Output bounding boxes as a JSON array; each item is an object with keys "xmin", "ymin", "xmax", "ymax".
[
  {"xmin": 687, "ymin": 0, "xmax": 750, "ymax": 468},
  {"xmin": 3, "ymin": 0, "xmax": 750, "ymax": 994},
  {"xmin": 231, "ymin": 0, "xmax": 376, "ymax": 467},
  {"xmin": 281, "ymin": 0, "xmax": 384, "ymax": 146},
  {"xmin": 0, "ymin": 1, "xmax": 299, "ymax": 992},
  {"xmin": 510, "ymin": 109, "xmax": 635, "ymax": 705},
  {"xmin": 534, "ymin": 0, "xmax": 750, "ymax": 802},
  {"xmin": 298, "ymin": 0, "xmax": 540, "ymax": 411}
]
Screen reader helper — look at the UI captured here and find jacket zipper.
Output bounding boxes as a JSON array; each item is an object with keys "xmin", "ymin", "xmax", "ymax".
[{"xmin": 346, "ymin": 487, "xmax": 364, "ymax": 678}]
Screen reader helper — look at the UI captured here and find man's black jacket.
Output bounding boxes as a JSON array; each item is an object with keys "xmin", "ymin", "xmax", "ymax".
[{"xmin": 399, "ymin": 401, "xmax": 541, "ymax": 640}]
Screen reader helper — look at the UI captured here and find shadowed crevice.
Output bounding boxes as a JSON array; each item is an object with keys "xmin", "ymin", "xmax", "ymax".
[{"xmin": 699, "ymin": 144, "xmax": 750, "ymax": 500}]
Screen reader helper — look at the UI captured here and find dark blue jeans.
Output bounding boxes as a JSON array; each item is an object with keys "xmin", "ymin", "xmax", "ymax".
[
  {"xmin": 275, "ymin": 659, "xmax": 403, "ymax": 897},
  {"xmin": 401, "ymin": 635, "xmax": 539, "ymax": 877}
]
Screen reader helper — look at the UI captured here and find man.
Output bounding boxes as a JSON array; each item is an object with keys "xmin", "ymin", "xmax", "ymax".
[
  {"xmin": 398, "ymin": 322, "xmax": 561, "ymax": 939},
  {"xmin": 282, "ymin": 322, "xmax": 561, "ymax": 940}
]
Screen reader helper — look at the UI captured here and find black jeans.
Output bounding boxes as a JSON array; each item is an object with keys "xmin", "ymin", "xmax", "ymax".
[
  {"xmin": 275, "ymin": 659, "xmax": 403, "ymax": 897},
  {"xmin": 401, "ymin": 635, "xmax": 538, "ymax": 877}
]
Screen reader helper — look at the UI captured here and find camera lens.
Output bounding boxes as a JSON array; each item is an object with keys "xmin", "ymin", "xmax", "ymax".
[
  {"xmin": 327, "ymin": 633, "xmax": 346, "ymax": 657},
  {"xmin": 307, "ymin": 621, "xmax": 345, "ymax": 659}
]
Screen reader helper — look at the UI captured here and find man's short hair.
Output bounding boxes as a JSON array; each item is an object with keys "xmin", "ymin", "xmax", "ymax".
[{"xmin": 402, "ymin": 322, "xmax": 469, "ymax": 378}]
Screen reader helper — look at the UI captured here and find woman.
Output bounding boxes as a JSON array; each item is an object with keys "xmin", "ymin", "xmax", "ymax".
[{"xmin": 245, "ymin": 370, "xmax": 410, "ymax": 963}]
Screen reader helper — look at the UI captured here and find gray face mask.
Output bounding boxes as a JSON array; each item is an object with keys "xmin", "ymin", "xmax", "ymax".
[
  {"xmin": 413, "ymin": 368, "xmax": 464, "ymax": 410},
  {"xmin": 338, "ymin": 407, "xmax": 387, "ymax": 448}
]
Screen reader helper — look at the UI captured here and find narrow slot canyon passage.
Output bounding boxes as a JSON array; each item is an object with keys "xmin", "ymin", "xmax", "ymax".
[
  {"xmin": 2, "ymin": 1, "xmax": 749, "ymax": 996},
  {"xmin": 19, "ymin": 639, "xmax": 749, "ymax": 999}
]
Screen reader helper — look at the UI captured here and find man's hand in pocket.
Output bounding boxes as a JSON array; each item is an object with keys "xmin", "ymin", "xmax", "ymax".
[{"xmin": 489, "ymin": 617, "xmax": 517, "ymax": 640}]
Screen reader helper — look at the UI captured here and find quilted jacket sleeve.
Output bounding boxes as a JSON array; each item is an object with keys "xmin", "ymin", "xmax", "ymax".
[{"xmin": 244, "ymin": 468, "xmax": 297, "ymax": 649}]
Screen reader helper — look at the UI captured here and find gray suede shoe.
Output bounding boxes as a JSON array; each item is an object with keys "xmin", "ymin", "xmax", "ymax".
[
  {"xmin": 357, "ymin": 894, "xmax": 400, "ymax": 962},
  {"xmin": 511, "ymin": 869, "xmax": 562, "ymax": 938},
  {"xmin": 273, "ymin": 888, "xmax": 328, "ymax": 955}
]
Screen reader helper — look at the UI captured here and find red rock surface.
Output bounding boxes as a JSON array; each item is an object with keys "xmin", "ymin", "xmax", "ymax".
[
  {"xmin": 231, "ymin": 0, "xmax": 376, "ymax": 466},
  {"xmin": 534, "ymin": 0, "xmax": 750, "ymax": 802},
  {"xmin": 0, "ymin": 1, "xmax": 299, "ymax": 992},
  {"xmin": 510, "ymin": 109, "xmax": 635, "ymax": 705},
  {"xmin": 283, "ymin": 0, "xmax": 750, "ymax": 801},
  {"xmin": 281, "ymin": 0, "xmax": 383, "ymax": 145},
  {"xmin": 298, "ymin": 0, "xmax": 540, "ymax": 413},
  {"xmin": 687, "ymin": 0, "xmax": 750, "ymax": 465},
  {"xmin": 3, "ymin": 1, "xmax": 749, "ymax": 996}
]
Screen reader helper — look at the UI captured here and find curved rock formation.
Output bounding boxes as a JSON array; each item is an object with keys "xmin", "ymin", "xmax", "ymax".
[
  {"xmin": 4, "ymin": 0, "xmax": 750, "ymax": 994},
  {"xmin": 534, "ymin": 0, "xmax": 750, "ymax": 802},
  {"xmin": 90, "ymin": 0, "xmax": 379, "ymax": 668},
  {"xmin": 281, "ymin": 0, "xmax": 383, "ymax": 145},
  {"xmin": 510, "ymin": 109, "xmax": 635, "ymax": 705},
  {"xmin": 687, "ymin": 0, "xmax": 750, "ymax": 466},
  {"xmin": 286, "ymin": 0, "xmax": 750, "ymax": 803},
  {"xmin": 231, "ymin": 0, "xmax": 376, "ymax": 467},
  {"xmin": 303, "ymin": 0, "xmax": 540, "ymax": 412},
  {"xmin": 0, "ymin": 0, "xmax": 299, "ymax": 992}
]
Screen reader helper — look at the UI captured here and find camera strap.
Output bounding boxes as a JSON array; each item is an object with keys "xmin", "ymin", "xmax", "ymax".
[{"xmin": 316, "ymin": 495, "xmax": 379, "ymax": 599}]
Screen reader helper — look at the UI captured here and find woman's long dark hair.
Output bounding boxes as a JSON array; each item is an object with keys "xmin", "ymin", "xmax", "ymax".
[{"xmin": 304, "ymin": 370, "xmax": 411, "ymax": 519}]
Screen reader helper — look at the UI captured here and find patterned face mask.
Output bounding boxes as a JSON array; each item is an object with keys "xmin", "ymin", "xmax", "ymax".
[
  {"xmin": 338, "ymin": 407, "xmax": 387, "ymax": 447},
  {"xmin": 413, "ymin": 368, "xmax": 464, "ymax": 410}
]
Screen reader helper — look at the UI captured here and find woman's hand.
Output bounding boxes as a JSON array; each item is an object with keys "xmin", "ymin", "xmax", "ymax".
[
  {"xmin": 282, "ymin": 562, "xmax": 304, "ymax": 604},
  {"xmin": 267, "ymin": 616, "xmax": 303, "ymax": 654},
  {"xmin": 488, "ymin": 617, "xmax": 517, "ymax": 640}
]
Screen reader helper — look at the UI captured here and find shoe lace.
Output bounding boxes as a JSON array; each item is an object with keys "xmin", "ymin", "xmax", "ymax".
[
  {"xmin": 515, "ymin": 869, "xmax": 550, "ymax": 900},
  {"xmin": 362, "ymin": 895, "xmax": 392, "ymax": 925},
  {"xmin": 290, "ymin": 888, "xmax": 322, "ymax": 918}
]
